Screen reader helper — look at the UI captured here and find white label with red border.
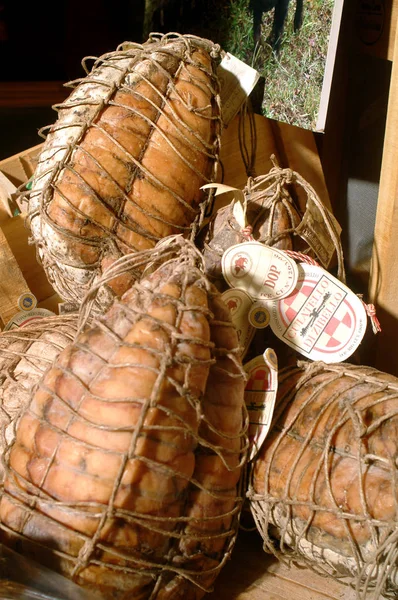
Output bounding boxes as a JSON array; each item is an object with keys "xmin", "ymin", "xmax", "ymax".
[
  {"xmin": 4, "ymin": 308, "xmax": 56, "ymax": 331},
  {"xmin": 222, "ymin": 288, "xmax": 254, "ymax": 358},
  {"xmin": 268, "ymin": 263, "xmax": 367, "ymax": 363},
  {"xmin": 244, "ymin": 348, "xmax": 278, "ymax": 461},
  {"xmin": 222, "ymin": 242, "xmax": 299, "ymax": 301}
]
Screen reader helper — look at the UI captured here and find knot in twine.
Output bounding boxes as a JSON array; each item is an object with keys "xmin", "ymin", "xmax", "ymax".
[
  {"xmin": 269, "ymin": 166, "xmax": 294, "ymax": 186},
  {"xmin": 210, "ymin": 43, "xmax": 222, "ymax": 59},
  {"xmin": 363, "ymin": 302, "xmax": 382, "ymax": 334},
  {"xmin": 241, "ymin": 225, "xmax": 254, "ymax": 241},
  {"xmin": 269, "ymin": 156, "xmax": 294, "ymax": 185}
]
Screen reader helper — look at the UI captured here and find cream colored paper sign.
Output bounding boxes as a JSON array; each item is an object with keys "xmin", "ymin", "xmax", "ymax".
[
  {"xmin": 222, "ymin": 288, "xmax": 254, "ymax": 358},
  {"xmin": 269, "ymin": 262, "xmax": 367, "ymax": 363},
  {"xmin": 296, "ymin": 198, "xmax": 342, "ymax": 269},
  {"xmin": 244, "ymin": 348, "xmax": 278, "ymax": 461},
  {"xmin": 217, "ymin": 53, "xmax": 260, "ymax": 125},
  {"xmin": 222, "ymin": 242, "xmax": 299, "ymax": 301}
]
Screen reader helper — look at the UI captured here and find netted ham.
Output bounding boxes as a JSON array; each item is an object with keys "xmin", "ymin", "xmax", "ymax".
[
  {"xmin": 200, "ymin": 162, "xmax": 344, "ymax": 290},
  {"xmin": 0, "ymin": 315, "xmax": 78, "ymax": 483},
  {"xmin": 248, "ymin": 361, "xmax": 398, "ymax": 600},
  {"xmin": 0, "ymin": 239, "xmax": 247, "ymax": 599},
  {"xmin": 25, "ymin": 33, "xmax": 222, "ymax": 309}
]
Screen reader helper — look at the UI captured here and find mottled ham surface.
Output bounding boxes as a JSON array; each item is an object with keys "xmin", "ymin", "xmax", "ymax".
[
  {"xmin": 0, "ymin": 316, "xmax": 78, "ymax": 483},
  {"xmin": 250, "ymin": 362, "xmax": 398, "ymax": 599},
  {"xmin": 27, "ymin": 34, "xmax": 222, "ymax": 308},
  {"xmin": 0, "ymin": 255, "xmax": 246, "ymax": 599}
]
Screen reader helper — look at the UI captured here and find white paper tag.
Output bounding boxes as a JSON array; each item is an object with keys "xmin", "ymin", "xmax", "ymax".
[
  {"xmin": 268, "ymin": 263, "xmax": 367, "ymax": 363},
  {"xmin": 296, "ymin": 200, "xmax": 343, "ymax": 269},
  {"xmin": 58, "ymin": 302, "xmax": 80, "ymax": 315},
  {"xmin": 222, "ymin": 288, "xmax": 254, "ymax": 358},
  {"xmin": 244, "ymin": 348, "xmax": 278, "ymax": 461},
  {"xmin": 201, "ymin": 183, "xmax": 247, "ymax": 227},
  {"xmin": 4, "ymin": 308, "xmax": 56, "ymax": 331},
  {"xmin": 222, "ymin": 242, "xmax": 299, "ymax": 301},
  {"xmin": 217, "ymin": 53, "xmax": 260, "ymax": 125}
]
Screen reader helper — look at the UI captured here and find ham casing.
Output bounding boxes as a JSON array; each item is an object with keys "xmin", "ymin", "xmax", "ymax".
[
  {"xmin": 0, "ymin": 244, "xmax": 247, "ymax": 600},
  {"xmin": 0, "ymin": 315, "xmax": 78, "ymax": 483},
  {"xmin": 249, "ymin": 361, "xmax": 398, "ymax": 600},
  {"xmin": 26, "ymin": 33, "xmax": 222, "ymax": 309}
]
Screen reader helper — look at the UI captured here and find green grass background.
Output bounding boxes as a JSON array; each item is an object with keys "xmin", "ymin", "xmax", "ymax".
[{"xmin": 218, "ymin": 0, "xmax": 335, "ymax": 130}]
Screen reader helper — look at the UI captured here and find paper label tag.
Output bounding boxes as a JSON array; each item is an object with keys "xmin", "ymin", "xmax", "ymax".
[
  {"xmin": 268, "ymin": 263, "xmax": 367, "ymax": 363},
  {"xmin": 222, "ymin": 288, "xmax": 254, "ymax": 358},
  {"xmin": 296, "ymin": 199, "xmax": 342, "ymax": 268},
  {"xmin": 201, "ymin": 183, "xmax": 246, "ymax": 226},
  {"xmin": 222, "ymin": 242, "xmax": 299, "ymax": 301},
  {"xmin": 217, "ymin": 53, "xmax": 260, "ymax": 125},
  {"xmin": 244, "ymin": 348, "xmax": 278, "ymax": 461},
  {"xmin": 58, "ymin": 302, "xmax": 79, "ymax": 315},
  {"xmin": 4, "ymin": 308, "xmax": 56, "ymax": 331}
]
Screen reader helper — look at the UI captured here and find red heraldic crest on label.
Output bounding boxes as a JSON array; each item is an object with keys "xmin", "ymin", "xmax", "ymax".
[
  {"xmin": 269, "ymin": 263, "xmax": 367, "ymax": 363},
  {"xmin": 244, "ymin": 348, "xmax": 278, "ymax": 461}
]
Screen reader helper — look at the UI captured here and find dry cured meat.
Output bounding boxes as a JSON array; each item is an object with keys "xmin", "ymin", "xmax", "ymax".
[
  {"xmin": 26, "ymin": 34, "xmax": 222, "ymax": 309},
  {"xmin": 249, "ymin": 361, "xmax": 398, "ymax": 599},
  {"xmin": 0, "ymin": 239, "xmax": 247, "ymax": 599}
]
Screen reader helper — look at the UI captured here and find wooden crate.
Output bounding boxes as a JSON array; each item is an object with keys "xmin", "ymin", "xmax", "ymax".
[
  {"xmin": 0, "ymin": 113, "xmax": 362, "ymax": 599},
  {"xmin": 0, "ymin": 143, "xmax": 61, "ymax": 328}
]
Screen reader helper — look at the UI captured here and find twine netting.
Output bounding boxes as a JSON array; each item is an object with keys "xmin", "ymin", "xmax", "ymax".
[
  {"xmin": 248, "ymin": 360, "xmax": 398, "ymax": 600},
  {"xmin": 23, "ymin": 32, "xmax": 222, "ymax": 310},
  {"xmin": 201, "ymin": 158, "xmax": 345, "ymax": 289},
  {"xmin": 0, "ymin": 316, "xmax": 79, "ymax": 485},
  {"xmin": 245, "ymin": 159, "xmax": 345, "ymax": 281},
  {"xmin": 0, "ymin": 237, "xmax": 248, "ymax": 599}
]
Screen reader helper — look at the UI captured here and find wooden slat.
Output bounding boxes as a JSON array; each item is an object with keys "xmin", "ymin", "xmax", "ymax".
[
  {"xmin": 0, "ymin": 215, "xmax": 56, "ymax": 304},
  {"xmin": 0, "ymin": 227, "xmax": 31, "ymax": 327},
  {"xmin": 208, "ymin": 532, "xmax": 358, "ymax": 600},
  {"xmin": 354, "ymin": 0, "xmax": 398, "ymax": 62},
  {"xmin": 0, "ymin": 143, "xmax": 42, "ymax": 189},
  {"xmin": 220, "ymin": 113, "xmax": 279, "ymax": 190},
  {"xmin": 220, "ymin": 113, "xmax": 332, "ymax": 211},
  {"xmin": 270, "ymin": 119, "xmax": 332, "ymax": 212},
  {"xmin": 368, "ymin": 21, "xmax": 398, "ymax": 375},
  {"xmin": 0, "ymin": 81, "xmax": 69, "ymax": 108}
]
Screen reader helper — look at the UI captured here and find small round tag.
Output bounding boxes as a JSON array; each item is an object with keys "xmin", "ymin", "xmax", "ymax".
[
  {"xmin": 248, "ymin": 303, "xmax": 270, "ymax": 329},
  {"xmin": 17, "ymin": 293, "xmax": 37, "ymax": 312}
]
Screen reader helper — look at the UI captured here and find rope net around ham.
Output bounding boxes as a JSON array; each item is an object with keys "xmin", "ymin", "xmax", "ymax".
[
  {"xmin": 248, "ymin": 360, "xmax": 398, "ymax": 600},
  {"xmin": 24, "ymin": 33, "xmax": 222, "ymax": 310},
  {"xmin": 0, "ymin": 315, "xmax": 79, "ymax": 485},
  {"xmin": 0, "ymin": 237, "xmax": 248, "ymax": 599},
  {"xmin": 201, "ymin": 159, "xmax": 345, "ymax": 291}
]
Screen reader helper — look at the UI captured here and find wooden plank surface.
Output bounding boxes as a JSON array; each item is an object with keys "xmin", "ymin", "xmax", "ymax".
[
  {"xmin": 208, "ymin": 531, "xmax": 357, "ymax": 600},
  {"xmin": 368, "ymin": 21, "xmax": 398, "ymax": 375},
  {"xmin": 220, "ymin": 113, "xmax": 331, "ymax": 210},
  {"xmin": 0, "ymin": 82, "xmax": 68, "ymax": 108},
  {"xmin": 0, "ymin": 143, "xmax": 42, "ymax": 203},
  {"xmin": 354, "ymin": 0, "xmax": 398, "ymax": 62},
  {"xmin": 0, "ymin": 227, "xmax": 31, "ymax": 326}
]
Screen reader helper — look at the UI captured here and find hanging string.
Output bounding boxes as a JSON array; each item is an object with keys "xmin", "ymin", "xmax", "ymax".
[{"xmin": 238, "ymin": 99, "xmax": 257, "ymax": 178}]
